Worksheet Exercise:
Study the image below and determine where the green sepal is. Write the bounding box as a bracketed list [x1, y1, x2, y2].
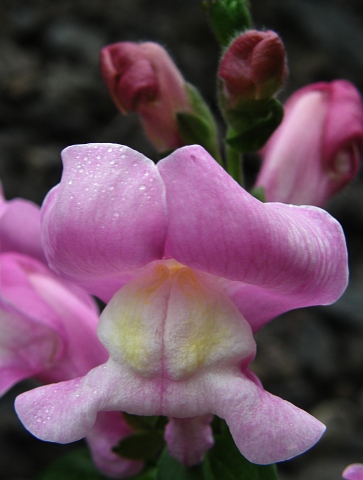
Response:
[36, 447, 109, 480]
[250, 186, 266, 202]
[177, 83, 222, 164]
[133, 467, 158, 480]
[202, 0, 253, 47]
[225, 98, 284, 152]
[157, 450, 206, 480]
[123, 413, 168, 432]
[113, 431, 165, 460]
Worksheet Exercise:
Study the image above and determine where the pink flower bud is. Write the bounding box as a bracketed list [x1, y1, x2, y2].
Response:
[255, 80, 363, 206]
[219, 30, 288, 106]
[100, 41, 192, 152]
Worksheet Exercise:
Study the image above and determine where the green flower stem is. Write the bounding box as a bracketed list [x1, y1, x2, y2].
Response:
[225, 140, 244, 187]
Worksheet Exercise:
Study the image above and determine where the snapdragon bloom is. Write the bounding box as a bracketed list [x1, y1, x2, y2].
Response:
[0, 190, 142, 478]
[255, 80, 363, 206]
[343, 464, 363, 480]
[15, 143, 348, 466]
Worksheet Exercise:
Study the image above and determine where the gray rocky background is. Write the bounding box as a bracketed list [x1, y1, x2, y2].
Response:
[1, 1, 363, 479]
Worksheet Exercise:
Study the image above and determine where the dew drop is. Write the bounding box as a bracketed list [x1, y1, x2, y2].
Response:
[139, 184, 146, 191]
[113, 211, 120, 218]
[68, 179, 73, 185]
[107, 148, 113, 153]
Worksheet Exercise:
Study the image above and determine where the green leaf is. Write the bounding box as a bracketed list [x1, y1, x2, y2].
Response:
[157, 450, 206, 480]
[177, 113, 211, 145]
[250, 186, 266, 202]
[132, 467, 158, 480]
[202, 0, 253, 47]
[205, 421, 279, 480]
[113, 431, 165, 460]
[123, 413, 167, 431]
[177, 83, 222, 164]
[225, 99, 284, 152]
[36, 447, 109, 480]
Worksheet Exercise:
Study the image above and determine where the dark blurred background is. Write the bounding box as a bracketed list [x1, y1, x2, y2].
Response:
[1, 1, 363, 479]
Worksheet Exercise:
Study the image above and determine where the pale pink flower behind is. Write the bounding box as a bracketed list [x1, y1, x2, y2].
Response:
[0, 189, 142, 478]
[255, 80, 363, 206]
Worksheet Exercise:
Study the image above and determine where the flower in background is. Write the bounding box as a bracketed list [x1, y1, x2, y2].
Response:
[255, 80, 363, 206]
[343, 464, 363, 480]
[0, 184, 45, 262]
[15, 143, 348, 466]
[100, 42, 192, 152]
[0, 189, 142, 478]
[219, 29, 288, 106]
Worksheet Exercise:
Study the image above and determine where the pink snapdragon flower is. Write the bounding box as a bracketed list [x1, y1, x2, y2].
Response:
[0, 190, 142, 478]
[343, 464, 363, 480]
[255, 80, 363, 206]
[15, 143, 348, 466]
[100, 41, 192, 152]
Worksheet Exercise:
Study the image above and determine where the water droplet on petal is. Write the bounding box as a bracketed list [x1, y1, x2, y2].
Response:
[139, 184, 146, 191]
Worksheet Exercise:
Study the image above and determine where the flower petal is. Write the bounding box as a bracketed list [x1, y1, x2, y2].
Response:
[0, 252, 106, 386]
[213, 374, 325, 464]
[86, 411, 144, 478]
[323, 80, 363, 172]
[158, 145, 348, 330]
[0, 306, 59, 395]
[164, 415, 214, 466]
[41, 143, 167, 299]
[0, 195, 45, 262]
[343, 464, 363, 480]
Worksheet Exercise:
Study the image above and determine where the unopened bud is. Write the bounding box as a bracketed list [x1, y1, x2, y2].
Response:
[219, 30, 288, 107]
[100, 42, 191, 152]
